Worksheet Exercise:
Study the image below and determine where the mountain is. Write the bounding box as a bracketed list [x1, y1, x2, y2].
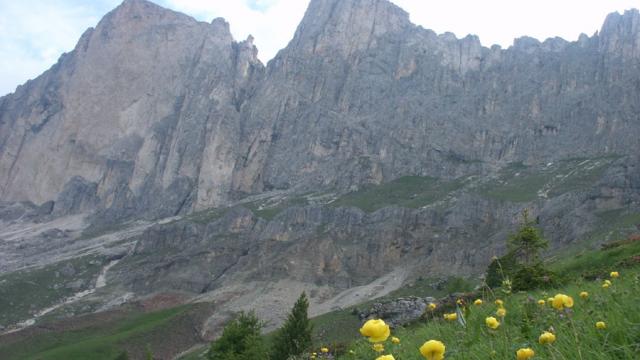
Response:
[1, 0, 640, 354]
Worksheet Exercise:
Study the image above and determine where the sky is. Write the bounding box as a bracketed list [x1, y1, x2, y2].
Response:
[1, 0, 639, 96]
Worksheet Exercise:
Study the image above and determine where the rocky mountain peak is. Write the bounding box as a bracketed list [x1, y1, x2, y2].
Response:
[598, 8, 640, 58]
[287, 0, 411, 56]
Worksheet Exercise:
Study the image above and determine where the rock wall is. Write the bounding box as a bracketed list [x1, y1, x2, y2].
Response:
[1, 0, 639, 222]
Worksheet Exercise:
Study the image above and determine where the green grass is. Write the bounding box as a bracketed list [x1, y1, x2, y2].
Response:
[244, 196, 309, 220]
[322, 239, 640, 359]
[307, 277, 475, 348]
[549, 237, 640, 281]
[330, 176, 464, 212]
[337, 272, 640, 359]
[0, 256, 105, 325]
[0, 305, 192, 360]
[332, 239, 640, 359]
[185, 207, 228, 224]
[478, 157, 618, 203]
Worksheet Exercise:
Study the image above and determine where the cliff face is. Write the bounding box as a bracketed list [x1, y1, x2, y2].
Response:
[1, 0, 640, 339]
[0, 0, 263, 220]
[1, 0, 639, 220]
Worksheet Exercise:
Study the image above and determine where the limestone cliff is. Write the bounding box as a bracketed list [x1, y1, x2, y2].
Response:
[2, 1, 639, 221]
[1, 0, 640, 341]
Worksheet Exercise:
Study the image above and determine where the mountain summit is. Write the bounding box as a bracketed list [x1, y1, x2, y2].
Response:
[1, 0, 640, 354]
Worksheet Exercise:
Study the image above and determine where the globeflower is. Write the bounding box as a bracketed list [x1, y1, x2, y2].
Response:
[596, 321, 606, 329]
[391, 336, 400, 344]
[372, 343, 384, 352]
[360, 319, 391, 342]
[428, 303, 437, 311]
[551, 294, 574, 310]
[516, 347, 535, 360]
[443, 313, 457, 321]
[547, 297, 554, 305]
[539, 331, 556, 345]
[485, 316, 500, 329]
[474, 299, 483, 305]
[610, 271, 619, 278]
[537, 299, 546, 306]
[496, 308, 507, 317]
[420, 340, 445, 360]
[495, 299, 504, 306]
[376, 355, 395, 360]
[579, 291, 589, 299]
[321, 347, 329, 353]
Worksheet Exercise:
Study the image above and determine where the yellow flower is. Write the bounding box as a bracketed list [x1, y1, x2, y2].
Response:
[516, 347, 535, 360]
[596, 321, 606, 329]
[376, 355, 395, 360]
[321, 347, 329, 353]
[391, 336, 400, 344]
[547, 297, 554, 305]
[474, 299, 483, 305]
[552, 294, 574, 310]
[610, 271, 619, 278]
[495, 299, 504, 306]
[539, 331, 556, 344]
[537, 299, 546, 306]
[443, 313, 457, 321]
[602, 282, 610, 289]
[428, 303, 437, 311]
[372, 343, 384, 352]
[579, 291, 588, 299]
[485, 316, 500, 329]
[496, 308, 507, 317]
[360, 319, 391, 342]
[420, 340, 446, 360]
[312, 353, 317, 356]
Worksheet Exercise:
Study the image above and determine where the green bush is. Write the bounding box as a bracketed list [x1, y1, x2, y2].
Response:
[208, 311, 267, 360]
[486, 210, 557, 291]
[270, 292, 313, 360]
[511, 263, 559, 291]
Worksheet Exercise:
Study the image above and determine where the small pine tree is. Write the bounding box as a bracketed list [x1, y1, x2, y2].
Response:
[486, 209, 556, 291]
[208, 311, 266, 360]
[270, 292, 313, 360]
[507, 209, 548, 266]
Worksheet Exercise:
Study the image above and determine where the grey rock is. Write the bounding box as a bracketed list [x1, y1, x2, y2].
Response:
[1, 0, 640, 342]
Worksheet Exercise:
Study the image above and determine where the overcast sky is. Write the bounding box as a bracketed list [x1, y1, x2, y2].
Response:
[1, 0, 639, 96]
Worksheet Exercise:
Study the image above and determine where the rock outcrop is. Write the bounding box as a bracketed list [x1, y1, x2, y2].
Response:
[1, 1, 639, 222]
[1, 0, 640, 341]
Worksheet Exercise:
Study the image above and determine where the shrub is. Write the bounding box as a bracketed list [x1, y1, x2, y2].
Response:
[208, 311, 267, 360]
[270, 292, 313, 360]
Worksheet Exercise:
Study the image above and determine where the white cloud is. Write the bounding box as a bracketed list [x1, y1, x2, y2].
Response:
[160, 0, 309, 62]
[393, 0, 640, 47]
[1, 0, 639, 96]
[0, 0, 120, 96]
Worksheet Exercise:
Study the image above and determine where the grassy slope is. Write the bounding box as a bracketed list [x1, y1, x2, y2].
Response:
[330, 176, 464, 212]
[334, 239, 640, 359]
[478, 157, 616, 202]
[0, 304, 209, 360]
[0, 255, 105, 326]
